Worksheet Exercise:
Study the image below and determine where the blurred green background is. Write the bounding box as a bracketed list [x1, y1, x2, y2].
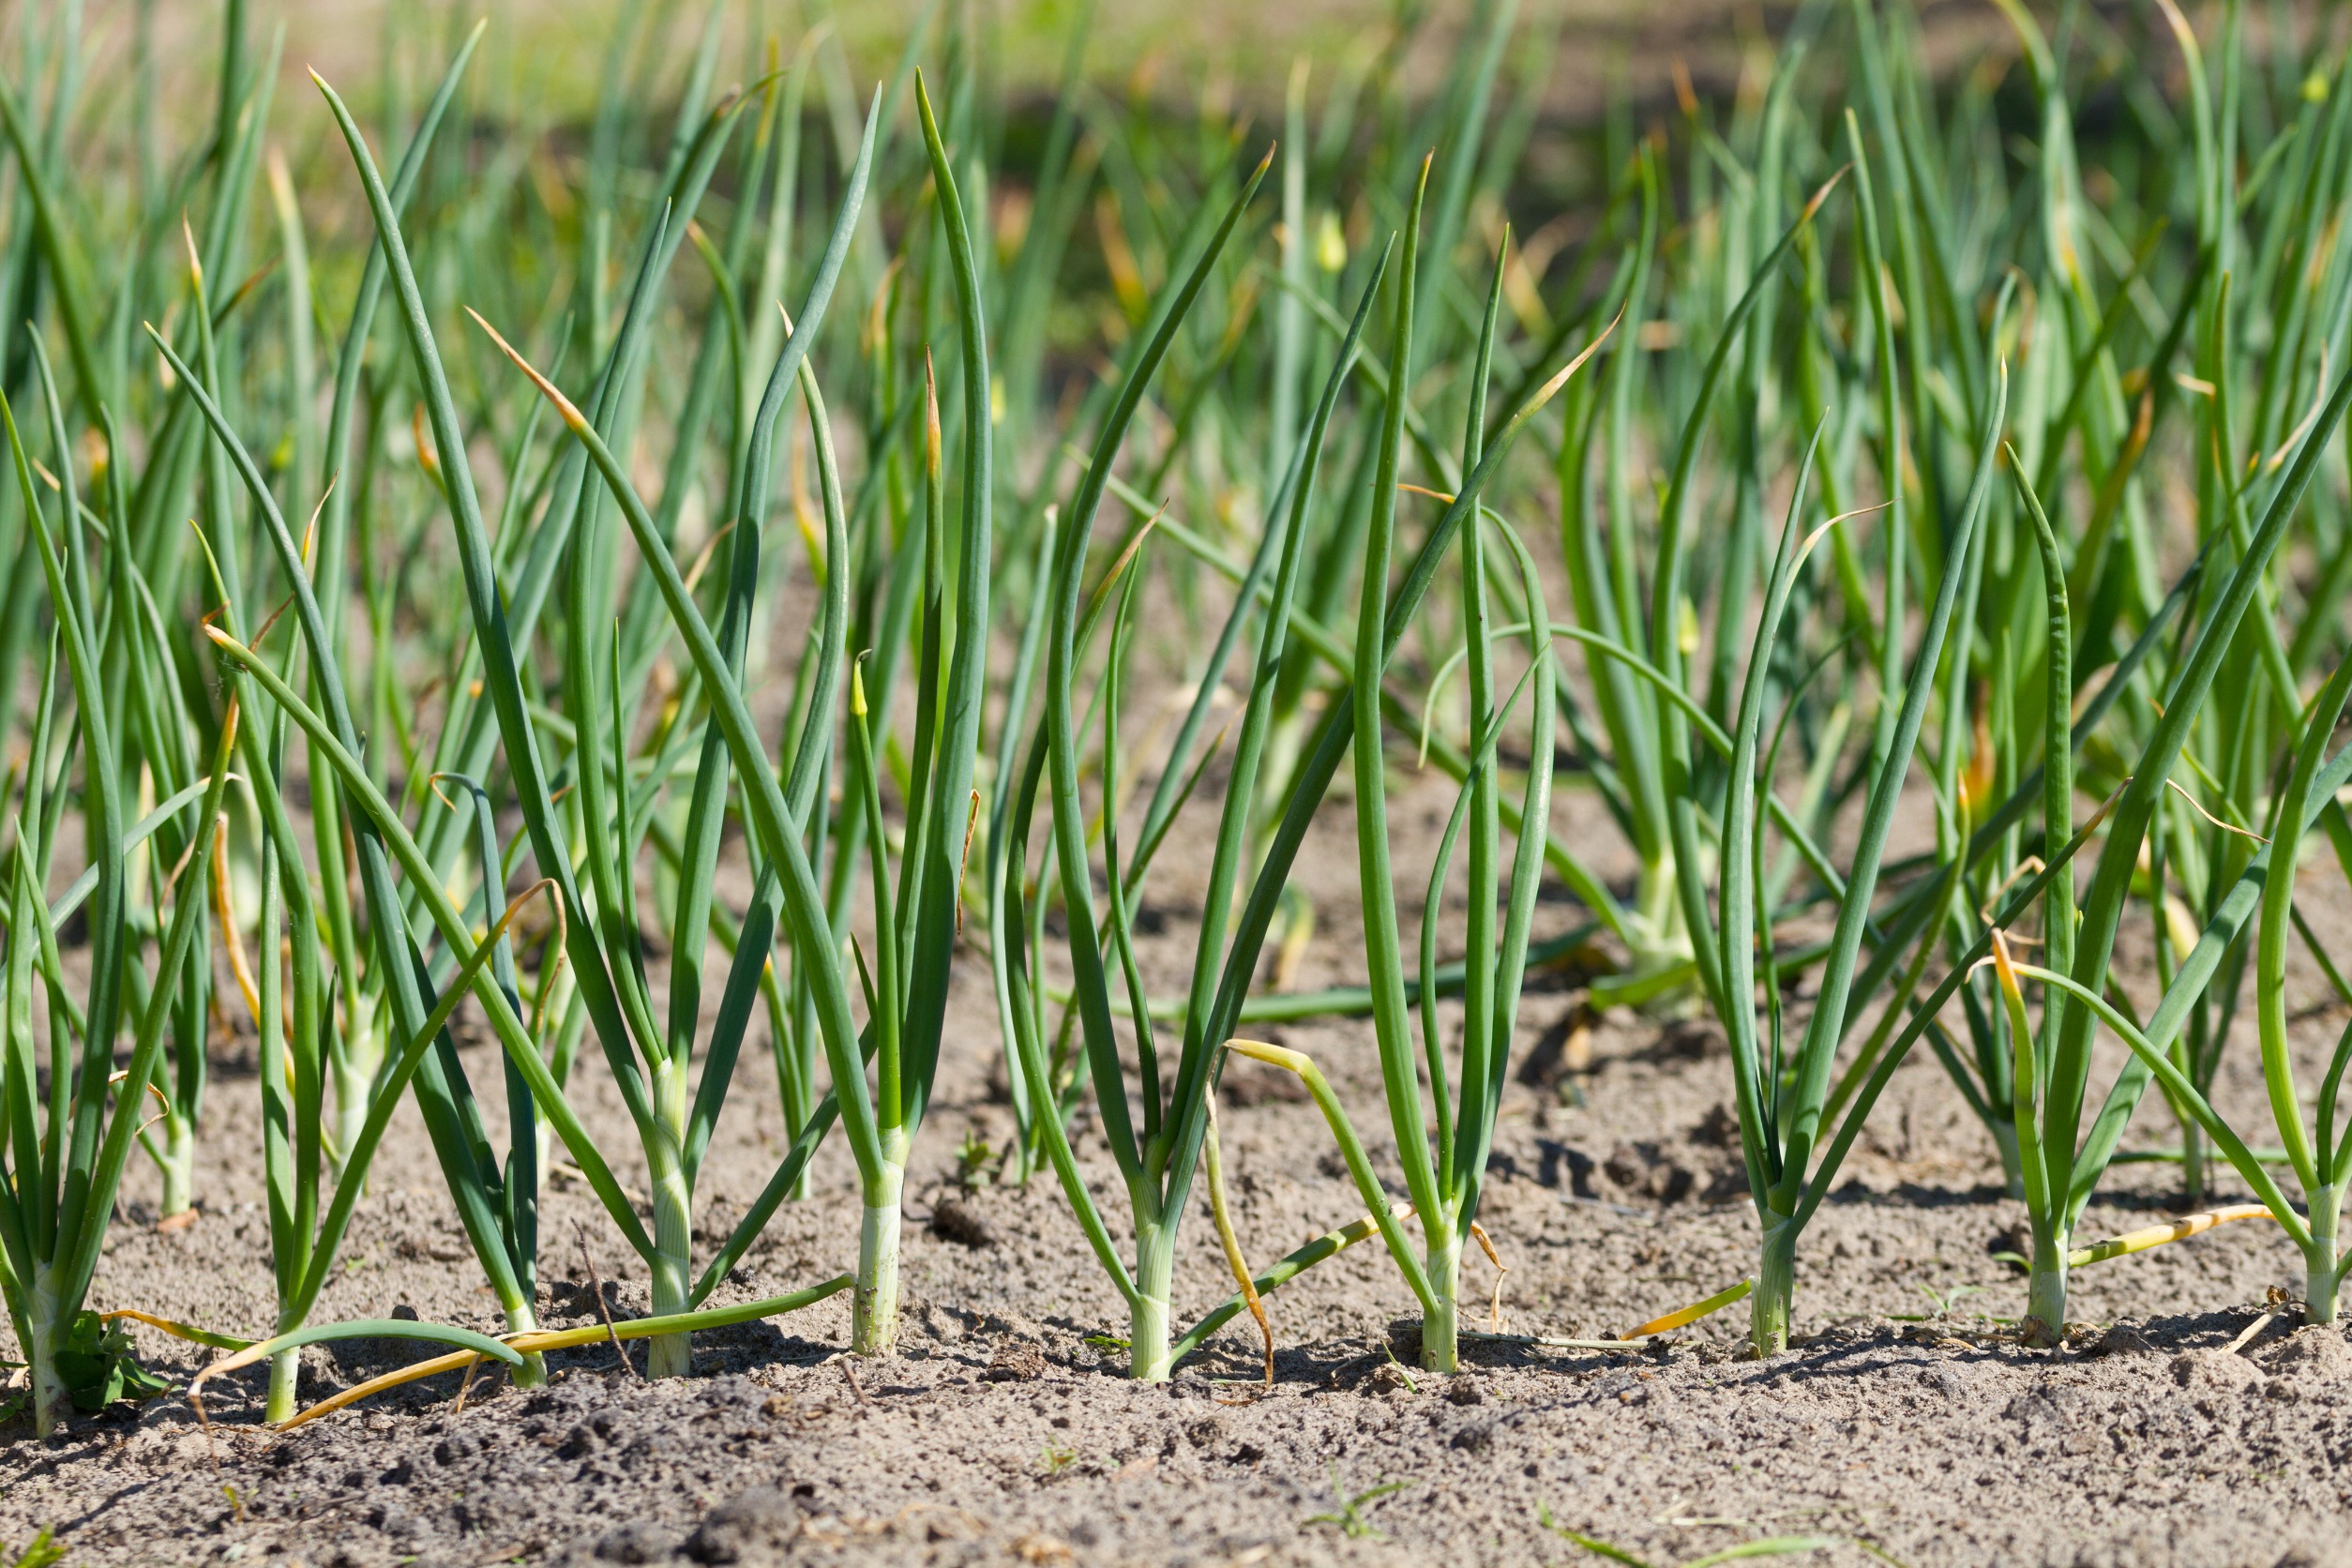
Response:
[114, 1, 1999, 141]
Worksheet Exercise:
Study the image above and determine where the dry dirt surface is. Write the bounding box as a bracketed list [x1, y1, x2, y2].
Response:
[8, 765, 2352, 1568]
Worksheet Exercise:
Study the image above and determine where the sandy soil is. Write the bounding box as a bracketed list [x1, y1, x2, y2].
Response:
[6, 740, 2352, 1568]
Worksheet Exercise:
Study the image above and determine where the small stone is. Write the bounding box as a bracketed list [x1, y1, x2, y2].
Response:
[1692, 1103, 1739, 1149]
[683, 1486, 798, 1564]
[928, 1197, 996, 1249]
[984, 1343, 1048, 1381]
[592, 1523, 673, 1564]
[1603, 1141, 1693, 1204]
[1652, 1018, 1724, 1061]
[2094, 1322, 2159, 1357]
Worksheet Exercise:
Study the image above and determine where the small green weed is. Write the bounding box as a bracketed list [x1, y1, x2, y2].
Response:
[6, 1531, 65, 1568]
[1305, 1464, 1413, 1539]
[1537, 1504, 1837, 1568]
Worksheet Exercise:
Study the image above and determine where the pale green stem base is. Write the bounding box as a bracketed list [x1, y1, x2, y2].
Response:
[264, 1348, 301, 1425]
[646, 1165, 694, 1379]
[647, 1063, 695, 1380]
[329, 1013, 386, 1187]
[1751, 1215, 1795, 1357]
[999, 1100, 1038, 1189]
[2024, 1229, 2070, 1347]
[1128, 1234, 1175, 1381]
[1129, 1297, 1171, 1383]
[1627, 855, 1697, 1016]
[852, 1157, 905, 1357]
[2308, 1259, 2341, 1326]
[1422, 1231, 1461, 1375]
[25, 1270, 67, 1438]
[158, 1116, 195, 1216]
[506, 1301, 548, 1388]
[2307, 1184, 2342, 1327]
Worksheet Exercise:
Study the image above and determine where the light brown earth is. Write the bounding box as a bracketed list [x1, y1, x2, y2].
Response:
[7, 746, 2352, 1568]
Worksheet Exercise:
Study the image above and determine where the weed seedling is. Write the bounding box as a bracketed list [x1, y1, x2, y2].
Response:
[1305, 1465, 1413, 1540]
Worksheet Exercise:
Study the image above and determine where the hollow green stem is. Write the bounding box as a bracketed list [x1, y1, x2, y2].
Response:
[1131, 1235, 1174, 1382]
[2025, 1226, 2071, 1347]
[328, 1009, 386, 1187]
[646, 1058, 694, 1379]
[25, 1268, 67, 1437]
[264, 1348, 301, 1425]
[1752, 1214, 1795, 1357]
[505, 1299, 549, 1389]
[158, 1115, 195, 1217]
[2308, 1183, 2342, 1326]
[2181, 1123, 2209, 1210]
[1422, 1225, 1461, 1375]
[853, 1133, 908, 1357]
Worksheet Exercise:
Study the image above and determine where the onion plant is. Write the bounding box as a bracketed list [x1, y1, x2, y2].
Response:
[0, 380, 238, 1436]
[1553, 144, 1686, 1006]
[1990, 358, 2352, 1333]
[1552, 25, 1819, 1014]
[176, 25, 496, 1419]
[1007, 111, 1620, 1373]
[0, 0, 270, 1223]
[1520, 0, 2352, 1357]
[1007, 143, 1292, 1381]
[141, 27, 276, 1220]
[1667, 202, 2013, 1355]
[139, 19, 596, 1396]
[440, 68, 991, 1360]
[1886, 0, 2340, 1216]
[147, 31, 865, 1391]
[1323, 197, 1560, 1374]
[2122, 3, 2352, 1213]
[353, 10, 809, 1231]
[2242, 591, 2352, 1326]
[1960, 0, 2352, 1339]
[0, 8, 538, 1425]
[325, 63, 883, 1372]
